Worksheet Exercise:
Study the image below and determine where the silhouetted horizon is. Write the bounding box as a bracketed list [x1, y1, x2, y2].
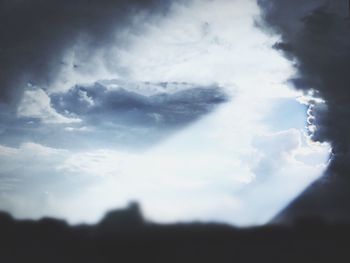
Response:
[1, 201, 349, 263]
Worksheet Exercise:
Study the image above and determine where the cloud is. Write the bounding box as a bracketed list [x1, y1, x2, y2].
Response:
[252, 129, 330, 181]
[0, 0, 175, 105]
[117, 0, 297, 98]
[50, 81, 228, 129]
[252, 129, 302, 181]
[258, 0, 350, 222]
[258, 0, 349, 158]
[17, 88, 81, 124]
[0, 81, 227, 150]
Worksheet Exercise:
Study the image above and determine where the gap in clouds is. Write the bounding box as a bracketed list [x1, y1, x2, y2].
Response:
[0, 0, 331, 226]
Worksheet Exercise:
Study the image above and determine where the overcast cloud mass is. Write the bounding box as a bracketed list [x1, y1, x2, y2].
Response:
[258, 0, 350, 223]
[0, 0, 334, 226]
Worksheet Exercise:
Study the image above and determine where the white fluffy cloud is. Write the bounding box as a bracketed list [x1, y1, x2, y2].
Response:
[17, 88, 81, 124]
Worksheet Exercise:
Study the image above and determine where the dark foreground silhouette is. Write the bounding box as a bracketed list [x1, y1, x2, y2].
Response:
[1, 203, 349, 263]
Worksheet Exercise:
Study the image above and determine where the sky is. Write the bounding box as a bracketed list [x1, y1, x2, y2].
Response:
[0, 0, 336, 226]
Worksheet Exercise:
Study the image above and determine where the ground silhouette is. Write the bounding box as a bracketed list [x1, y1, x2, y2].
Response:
[0, 203, 349, 263]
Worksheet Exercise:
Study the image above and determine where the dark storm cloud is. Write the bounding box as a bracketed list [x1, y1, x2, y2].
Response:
[0, 0, 173, 105]
[258, 0, 350, 222]
[258, 0, 350, 154]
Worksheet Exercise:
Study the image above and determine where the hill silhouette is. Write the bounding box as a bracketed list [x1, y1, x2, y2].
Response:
[0, 203, 349, 263]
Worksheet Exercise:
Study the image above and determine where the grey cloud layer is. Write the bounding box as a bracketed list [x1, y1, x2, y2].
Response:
[1, 82, 227, 150]
[0, 0, 172, 105]
[51, 83, 227, 128]
[258, 0, 350, 222]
